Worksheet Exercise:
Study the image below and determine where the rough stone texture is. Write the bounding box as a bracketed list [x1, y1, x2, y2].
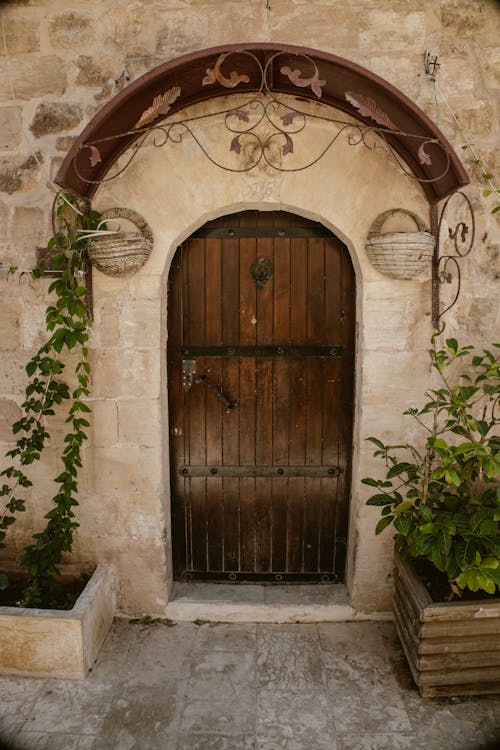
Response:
[48, 11, 95, 49]
[0, 153, 43, 194]
[1, 15, 40, 53]
[0, 107, 21, 151]
[0, 398, 21, 442]
[9, 206, 46, 268]
[55, 135, 76, 152]
[0, 56, 66, 102]
[30, 103, 84, 138]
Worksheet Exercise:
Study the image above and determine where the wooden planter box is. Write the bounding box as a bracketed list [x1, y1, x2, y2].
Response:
[0, 563, 116, 680]
[393, 555, 500, 698]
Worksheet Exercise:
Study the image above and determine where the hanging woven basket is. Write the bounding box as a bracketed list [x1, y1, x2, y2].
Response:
[365, 209, 435, 280]
[87, 207, 153, 277]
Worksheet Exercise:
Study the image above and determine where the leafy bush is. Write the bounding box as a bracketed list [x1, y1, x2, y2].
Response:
[363, 336, 499, 597]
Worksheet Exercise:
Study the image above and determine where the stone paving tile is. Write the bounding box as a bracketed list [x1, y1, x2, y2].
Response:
[88, 682, 185, 750]
[256, 688, 336, 750]
[176, 734, 255, 749]
[400, 694, 500, 750]
[19, 681, 115, 736]
[180, 651, 257, 735]
[3, 731, 95, 750]
[0, 677, 49, 750]
[336, 733, 417, 750]
[194, 622, 257, 652]
[257, 624, 325, 690]
[121, 621, 198, 684]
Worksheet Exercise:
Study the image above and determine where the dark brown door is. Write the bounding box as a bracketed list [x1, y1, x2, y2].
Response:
[168, 211, 355, 582]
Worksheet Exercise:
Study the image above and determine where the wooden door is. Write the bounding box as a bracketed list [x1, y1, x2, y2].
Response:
[168, 211, 355, 582]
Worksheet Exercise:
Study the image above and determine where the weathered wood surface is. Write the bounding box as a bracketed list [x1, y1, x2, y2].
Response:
[168, 211, 355, 581]
[394, 554, 500, 697]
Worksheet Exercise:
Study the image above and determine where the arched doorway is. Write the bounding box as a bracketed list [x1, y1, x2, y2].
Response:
[167, 210, 355, 583]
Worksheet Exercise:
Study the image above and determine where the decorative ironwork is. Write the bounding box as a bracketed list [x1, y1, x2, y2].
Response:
[432, 191, 475, 331]
[250, 256, 273, 289]
[71, 49, 453, 188]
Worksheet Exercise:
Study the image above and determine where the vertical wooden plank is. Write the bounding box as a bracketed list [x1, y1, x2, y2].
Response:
[290, 237, 307, 345]
[325, 237, 342, 343]
[303, 357, 324, 571]
[239, 360, 256, 572]
[222, 355, 241, 571]
[186, 238, 206, 345]
[222, 237, 239, 343]
[306, 237, 325, 343]
[205, 357, 224, 571]
[255, 357, 273, 572]
[319, 356, 341, 572]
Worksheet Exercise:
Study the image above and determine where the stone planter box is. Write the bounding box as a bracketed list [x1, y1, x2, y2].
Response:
[393, 555, 500, 698]
[0, 563, 116, 680]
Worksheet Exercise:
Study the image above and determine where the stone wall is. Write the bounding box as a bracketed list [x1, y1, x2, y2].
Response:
[0, 0, 498, 614]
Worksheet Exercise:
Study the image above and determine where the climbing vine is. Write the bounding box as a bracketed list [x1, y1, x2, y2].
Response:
[0, 193, 101, 606]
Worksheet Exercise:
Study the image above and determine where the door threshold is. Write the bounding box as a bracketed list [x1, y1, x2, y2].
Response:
[165, 582, 390, 623]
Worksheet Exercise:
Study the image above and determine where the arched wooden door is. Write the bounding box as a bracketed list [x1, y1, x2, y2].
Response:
[168, 211, 355, 582]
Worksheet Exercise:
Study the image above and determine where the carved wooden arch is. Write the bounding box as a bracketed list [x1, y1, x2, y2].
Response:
[56, 43, 468, 203]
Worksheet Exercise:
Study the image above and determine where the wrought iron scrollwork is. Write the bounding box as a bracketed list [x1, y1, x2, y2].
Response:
[432, 191, 475, 331]
[73, 49, 452, 187]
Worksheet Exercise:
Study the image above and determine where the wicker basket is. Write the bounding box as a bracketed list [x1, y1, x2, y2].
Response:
[365, 209, 435, 279]
[87, 207, 153, 277]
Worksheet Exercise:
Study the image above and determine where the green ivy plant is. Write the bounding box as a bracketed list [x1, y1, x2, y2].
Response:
[0, 192, 101, 606]
[363, 335, 500, 598]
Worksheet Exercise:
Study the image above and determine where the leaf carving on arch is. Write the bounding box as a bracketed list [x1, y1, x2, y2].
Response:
[133, 86, 182, 129]
[202, 53, 250, 88]
[345, 91, 397, 130]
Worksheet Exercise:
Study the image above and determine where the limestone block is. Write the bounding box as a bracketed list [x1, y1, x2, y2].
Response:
[441, 1, 489, 36]
[98, 3, 156, 56]
[359, 11, 427, 49]
[0, 350, 28, 396]
[75, 55, 114, 87]
[30, 102, 83, 138]
[127, 274, 162, 301]
[117, 398, 161, 447]
[0, 153, 43, 195]
[120, 300, 162, 349]
[48, 11, 94, 49]
[0, 307, 20, 350]
[0, 56, 66, 101]
[91, 349, 161, 398]
[2, 15, 40, 53]
[89, 399, 119, 448]
[55, 136, 76, 153]
[268, 2, 360, 48]
[0, 398, 21, 442]
[92, 300, 121, 348]
[155, 5, 268, 59]
[10, 206, 46, 267]
[0, 108, 21, 151]
[84, 445, 161, 495]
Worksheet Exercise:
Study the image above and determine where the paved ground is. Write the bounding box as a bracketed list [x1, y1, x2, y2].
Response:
[0, 619, 499, 750]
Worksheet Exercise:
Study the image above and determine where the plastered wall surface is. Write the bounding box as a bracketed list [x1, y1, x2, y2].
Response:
[0, 0, 498, 614]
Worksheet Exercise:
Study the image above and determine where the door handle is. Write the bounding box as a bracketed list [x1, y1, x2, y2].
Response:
[194, 368, 239, 414]
[182, 359, 238, 414]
